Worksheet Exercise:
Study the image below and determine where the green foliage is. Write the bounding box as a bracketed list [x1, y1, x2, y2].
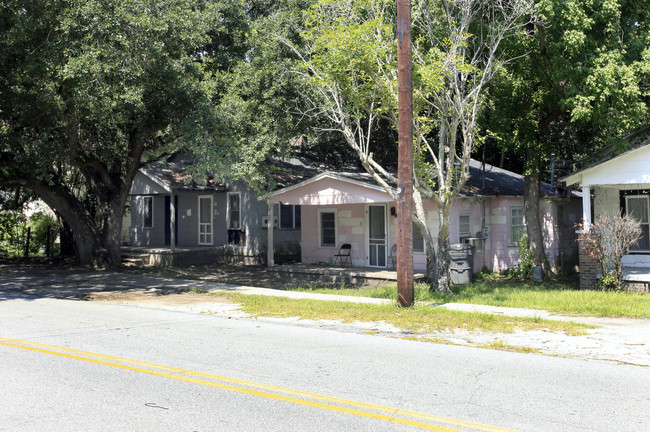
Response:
[0, 210, 27, 258]
[27, 212, 58, 256]
[516, 230, 534, 279]
[0, 0, 243, 264]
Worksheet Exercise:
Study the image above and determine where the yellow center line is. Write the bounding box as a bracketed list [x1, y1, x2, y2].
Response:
[0, 337, 521, 432]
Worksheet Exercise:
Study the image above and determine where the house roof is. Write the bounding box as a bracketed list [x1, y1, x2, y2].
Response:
[270, 158, 562, 205]
[138, 161, 228, 193]
[562, 126, 650, 187]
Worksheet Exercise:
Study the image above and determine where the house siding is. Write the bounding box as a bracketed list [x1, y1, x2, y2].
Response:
[299, 195, 572, 273]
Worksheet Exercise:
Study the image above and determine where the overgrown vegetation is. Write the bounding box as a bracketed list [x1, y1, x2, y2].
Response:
[0, 210, 58, 259]
[578, 213, 642, 291]
[288, 273, 650, 318]
[220, 292, 590, 336]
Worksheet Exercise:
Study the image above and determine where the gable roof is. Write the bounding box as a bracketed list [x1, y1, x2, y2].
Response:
[270, 158, 560, 205]
[562, 126, 650, 187]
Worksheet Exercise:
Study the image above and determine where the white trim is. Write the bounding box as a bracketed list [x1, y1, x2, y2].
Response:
[318, 208, 337, 248]
[270, 172, 391, 202]
[366, 204, 388, 268]
[142, 196, 154, 229]
[458, 212, 472, 241]
[279, 203, 300, 229]
[508, 206, 525, 247]
[562, 144, 650, 186]
[198, 195, 213, 245]
[626, 194, 650, 251]
[139, 167, 174, 193]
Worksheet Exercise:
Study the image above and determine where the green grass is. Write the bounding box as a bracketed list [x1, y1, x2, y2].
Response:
[220, 292, 591, 336]
[286, 274, 650, 318]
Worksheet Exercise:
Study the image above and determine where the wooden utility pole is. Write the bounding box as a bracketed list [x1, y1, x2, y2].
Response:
[396, 0, 414, 307]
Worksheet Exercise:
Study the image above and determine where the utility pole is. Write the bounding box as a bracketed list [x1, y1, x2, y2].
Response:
[396, 0, 414, 307]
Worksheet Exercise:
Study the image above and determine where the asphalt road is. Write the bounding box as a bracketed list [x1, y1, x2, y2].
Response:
[1, 283, 649, 432]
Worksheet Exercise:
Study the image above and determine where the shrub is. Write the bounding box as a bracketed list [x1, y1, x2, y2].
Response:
[578, 213, 642, 291]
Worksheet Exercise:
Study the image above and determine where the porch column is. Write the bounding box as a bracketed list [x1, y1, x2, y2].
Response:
[170, 194, 176, 251]
[581, 186, 591, 231]
[267, 203, 274, 267]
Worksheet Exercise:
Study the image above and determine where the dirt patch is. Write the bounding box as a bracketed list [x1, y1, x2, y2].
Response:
[121, 263, 331, 289]
[83, 289, 234, 306]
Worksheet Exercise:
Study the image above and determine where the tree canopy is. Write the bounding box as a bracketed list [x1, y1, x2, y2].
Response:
[0, 0, 231, 265]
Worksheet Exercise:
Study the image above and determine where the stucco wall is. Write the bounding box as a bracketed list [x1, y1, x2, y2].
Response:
[299, 196, 572, 273]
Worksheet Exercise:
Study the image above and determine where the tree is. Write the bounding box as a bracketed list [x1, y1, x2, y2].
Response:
[488, 0, 650, 274]
[283, 0, 534, 292]
[0, 0, 228, 266]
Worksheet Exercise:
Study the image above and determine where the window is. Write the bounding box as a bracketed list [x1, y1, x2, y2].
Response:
[280, 204, 301, 229]
[556, 204, 568, 226]
[318, 209, 337, 247]
[198, 195, 213, 245]
[626, 195, 649, 250]
[143, 196, 153, 229]
[510, 207, 525, 246]
[227, 192, 245, 245]
[413, 222, 424, 253]
[459, 214, 471, 241]
[228, 193, 241, 229]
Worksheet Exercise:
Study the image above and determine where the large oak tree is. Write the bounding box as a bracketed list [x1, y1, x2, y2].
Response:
[0, 0, 231, 266]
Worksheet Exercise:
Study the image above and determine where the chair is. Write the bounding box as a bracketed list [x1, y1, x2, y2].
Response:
[333, 243, 352, 267]
[387, 244, 397, 269]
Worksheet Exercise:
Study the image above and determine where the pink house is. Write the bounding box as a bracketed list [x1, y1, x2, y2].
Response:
[267, 160, 581, 274]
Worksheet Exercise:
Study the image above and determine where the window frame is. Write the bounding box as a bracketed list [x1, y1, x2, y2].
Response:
[279, 204, 301, 229]
[142, 196, 153, 229]
[318, 208, 337, 248]
[458, 212, 472, 242]
[509, 206, 526, 247]
[412, 221, 425, 253]
[625, 194, 650, 251]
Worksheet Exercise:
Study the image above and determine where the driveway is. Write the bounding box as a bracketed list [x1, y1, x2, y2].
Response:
[1, 263, 649, 367]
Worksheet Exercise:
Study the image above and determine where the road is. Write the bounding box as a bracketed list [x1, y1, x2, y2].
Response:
[1, 286, 649, 431]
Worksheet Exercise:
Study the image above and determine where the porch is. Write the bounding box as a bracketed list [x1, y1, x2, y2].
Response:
[121, 245, 264, 267]
[267, 264, 427, 287]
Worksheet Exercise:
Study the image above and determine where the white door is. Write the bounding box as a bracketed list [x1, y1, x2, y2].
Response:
[198, 195, 213, 245]
[368, 204, 387, 267]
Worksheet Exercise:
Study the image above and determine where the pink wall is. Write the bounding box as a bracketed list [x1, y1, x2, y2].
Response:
[301, 204, 368, 266]
[300, 196, 566, 274]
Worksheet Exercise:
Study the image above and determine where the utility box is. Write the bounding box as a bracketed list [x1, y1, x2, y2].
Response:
[449, 243, 474, 285]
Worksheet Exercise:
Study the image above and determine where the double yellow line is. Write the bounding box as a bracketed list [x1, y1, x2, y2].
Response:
[0, 337, 520, 432]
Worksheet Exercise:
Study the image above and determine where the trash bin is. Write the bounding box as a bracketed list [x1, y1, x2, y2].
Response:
[449, 243, 474, 285]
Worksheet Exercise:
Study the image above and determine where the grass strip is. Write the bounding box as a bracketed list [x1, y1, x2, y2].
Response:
[288, 276, 650, 318]
[220, 293, 591, 336]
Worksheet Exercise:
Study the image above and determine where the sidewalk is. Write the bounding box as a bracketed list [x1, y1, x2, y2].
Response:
[2, 265, 649, 366]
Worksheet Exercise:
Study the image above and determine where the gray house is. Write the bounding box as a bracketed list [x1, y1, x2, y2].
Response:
[125, 156, 313, 266]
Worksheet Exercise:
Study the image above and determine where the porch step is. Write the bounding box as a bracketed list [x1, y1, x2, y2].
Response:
[121, 253, 150, 267]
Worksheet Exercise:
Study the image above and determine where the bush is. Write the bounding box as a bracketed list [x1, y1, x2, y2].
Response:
[578, 213, 642, 291]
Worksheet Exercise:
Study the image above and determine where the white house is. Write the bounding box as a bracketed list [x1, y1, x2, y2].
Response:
[562, 126, 650, 290]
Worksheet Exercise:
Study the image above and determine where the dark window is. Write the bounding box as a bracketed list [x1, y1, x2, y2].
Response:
[320, 211, 336, 247]
[280, 204, 301, 229]
[413, 222, 424, 252]
[228, 193, 240, 229]
[143, 196, 153, 229]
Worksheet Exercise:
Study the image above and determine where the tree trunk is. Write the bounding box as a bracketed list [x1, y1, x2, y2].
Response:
[524, 148, 551, 274]
[431, 204, 453, 294]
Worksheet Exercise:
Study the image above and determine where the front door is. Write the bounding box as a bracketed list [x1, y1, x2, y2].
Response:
[368, 204, 387, 267]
